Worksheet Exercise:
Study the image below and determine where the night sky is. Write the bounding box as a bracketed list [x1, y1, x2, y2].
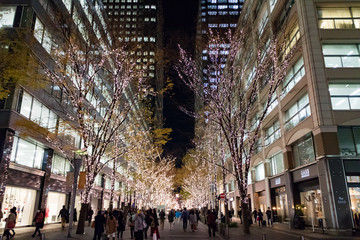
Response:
[162, 0, 199, 165]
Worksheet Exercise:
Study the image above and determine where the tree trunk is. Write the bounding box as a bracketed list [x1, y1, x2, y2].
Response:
[76, 203, 89, 234]
[241, 201, 250, 234]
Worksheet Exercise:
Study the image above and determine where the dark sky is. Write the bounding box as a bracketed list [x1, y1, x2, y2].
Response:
[162, 0, 198, 165]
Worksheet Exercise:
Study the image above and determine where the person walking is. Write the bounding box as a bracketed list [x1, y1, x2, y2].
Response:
[258, 209, 264, 226]
[252, 209, 258, 224]
[144, 210, 151, 239]
[117, 210, 126, 239]
[228, 209, 233, 222]
[134, 210, 145, 240]
[73, 208, 78, 225]
[3, 208, 16, 240]
[159, 209, 165, 230]
[195, 210, 200, 224]
[106, 212, 117, 240]
[168, 209, 175, 230]
[181, 208, 189, 232]
[88, 207, 94, 226]
[58, 205, 68, 230]
[32, 209, 44, 238]
[238, 208, 242, 224]
[189, 210, 197, 232]
[128, 210, 136, 239]
[150, 209, 160, 239]
[207, 210, 216, 237]
[93, 211, 106, 240]
[175, 209, 181, 223]
[266, 207, 272, 226]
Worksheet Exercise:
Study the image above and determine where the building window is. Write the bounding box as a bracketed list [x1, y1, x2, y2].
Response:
[255, 162, 265, 182]
[0, 6, 16, 28]
[322, 44, 360, 68]
[285, 94, 311, 130]
[18, 90, 58, 132]
[329, 83, 360, 110]
[282, 57, 305, 97]
[258, 9, 268, 37]
[264, 93, 278, 116]
[338, 126, 360, 156]
[10, 136, 45, 169]
[52, 154, 71, 176]
[265, 120, 281, 146]
[270, 151, 284, 175]
[318, 8, 360, 29]
[293, 134, 315, 167]
[283, 24, 300, 57]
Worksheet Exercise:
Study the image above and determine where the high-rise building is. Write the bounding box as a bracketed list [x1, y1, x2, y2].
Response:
[220, 0, 360, 232]
[102, 0, 164, 128]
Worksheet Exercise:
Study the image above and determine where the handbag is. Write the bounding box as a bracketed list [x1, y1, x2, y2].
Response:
[7, 221, 15, 229]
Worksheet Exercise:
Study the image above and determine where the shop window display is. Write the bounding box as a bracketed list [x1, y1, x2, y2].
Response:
[299, 189, 323, 227]
[0, 186, 36, 228]
[274, 187, 288, 222]
[46, 192, 66, 223]
[0, 6, 16, 28]
[347, 176, 360, 228]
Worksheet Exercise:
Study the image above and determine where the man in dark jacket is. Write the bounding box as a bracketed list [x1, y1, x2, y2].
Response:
[87, 207, 94, 226]
[266, 207, 272, 226]
[159, 210, 165, 230]
[252, 209, 258, 224]
[181, 208, 189, 232]
[58, 205, 68, 230]
[93, 211, 106, 240]
[207, 210, 217, 237]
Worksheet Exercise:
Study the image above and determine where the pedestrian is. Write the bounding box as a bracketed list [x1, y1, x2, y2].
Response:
[32, 209, 44, 238]
[128, 210, 136, 239]
[3, 207, 16, 240]
[175, 209, 181, 223]
[189, 210, 197, 232]
[238, 208, 242, 224]
[228, 209, 233, 222]
[150, 209, 160, 239]
[73, 208, 78, 225]
[181, 208, 189, 232]
[134, 210, 145, 240]
[168, 209, 175, 229]
[159, 209, 165, 230]
[10, 207, 17, 237]
[58, 205, 68, 230]
[258, 209, 264, 226]
[195, 209, 200, 224]
[117, 210, 126, 239]
[207, 210, 216, 237]
[252, 209, 258, 224]
[266, 207, 272, 226]
[144, 209, 151, 239]
[88, 207, 94, 226]
[106, 212, 117, 240]
[93, 211, 106, 240]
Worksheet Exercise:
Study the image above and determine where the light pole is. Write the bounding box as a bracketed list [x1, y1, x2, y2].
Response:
[68, 150, 85, 238]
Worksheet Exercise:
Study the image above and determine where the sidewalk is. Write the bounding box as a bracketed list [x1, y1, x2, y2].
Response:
[219, 217, 360, 240]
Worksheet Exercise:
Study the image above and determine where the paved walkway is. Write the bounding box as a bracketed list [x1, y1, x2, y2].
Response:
[1, 218, 360, 240]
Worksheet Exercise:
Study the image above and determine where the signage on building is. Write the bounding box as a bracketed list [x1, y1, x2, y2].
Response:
[301, 168, 310, 178]
[275, 178, 281, 185]
[220, 193, 225, 199]
[78, 171, 86, 189]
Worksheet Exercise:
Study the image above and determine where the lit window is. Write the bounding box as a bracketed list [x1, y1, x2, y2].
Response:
[282, 57, 305, 96]
[258, 9, 269, 36]
[265, 121, 281, 146]
[255, 163, 265, 182]
[318, 8, 360, 29]
[285, 94, 311, 130]
[322, 44, 360, 68]
[293, 134, 315, 167]
[282, 24, 300, 57]
[269, 151, 283, 175]
[329, 83, 360, 110]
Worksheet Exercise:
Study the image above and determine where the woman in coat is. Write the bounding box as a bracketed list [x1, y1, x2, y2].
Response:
[189, 210, 197, 232]
[149, 209, 160, 239]
[106, 212, 117, 240]
[117, 210, 126, 239]
[93, 211, 106, 240]
[3, 208, 16, 240]
[32, 209, 44, 238]
[168, 209, 175, 230]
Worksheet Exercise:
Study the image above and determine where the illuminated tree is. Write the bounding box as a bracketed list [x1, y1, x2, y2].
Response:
[176, 28, 294, 233]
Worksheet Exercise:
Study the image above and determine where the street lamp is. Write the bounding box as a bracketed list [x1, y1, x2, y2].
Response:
[68, 149, 86, 238]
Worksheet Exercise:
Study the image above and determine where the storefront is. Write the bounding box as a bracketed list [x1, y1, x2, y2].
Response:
[270, 175, 288, 223]
[344, 159, 360, 229]
[1, 186, 37, 227]
[46, 192, 66, 223]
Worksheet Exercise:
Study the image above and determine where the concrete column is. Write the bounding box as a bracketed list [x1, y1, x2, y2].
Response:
[39, 149, 54, 210]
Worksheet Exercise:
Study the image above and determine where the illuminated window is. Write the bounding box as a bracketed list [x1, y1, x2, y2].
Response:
[282, 24, 300, 57]
[318, 8, 360, 29]
[329, 83, 360, 110]
[282, 57, 305, 96]
[285, 94, 311, 130]
[265, 121, 281, 146]
[322, 44, 360, 68]
[269, 151, 284, 175]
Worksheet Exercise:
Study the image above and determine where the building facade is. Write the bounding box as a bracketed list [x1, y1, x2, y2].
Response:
[102, 0, 164, 128]
[223, 0, 360, 232]
[0, 0, 135, 228]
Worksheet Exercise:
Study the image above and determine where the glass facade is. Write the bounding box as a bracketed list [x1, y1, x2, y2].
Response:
[299, 189, 323, 227]
[51, 154, 71, 176]
[293, 134, 315, 167]
[10, 136, 45, 169]
[46, 192, 66, 223]
[338, 126, 360, 156]
[255, 162, 265, 182]
[270, 151, 284, 176]
[282, 57, 305, 97]
[274, 187, 288, 223]
[264, 120, 281, 146]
